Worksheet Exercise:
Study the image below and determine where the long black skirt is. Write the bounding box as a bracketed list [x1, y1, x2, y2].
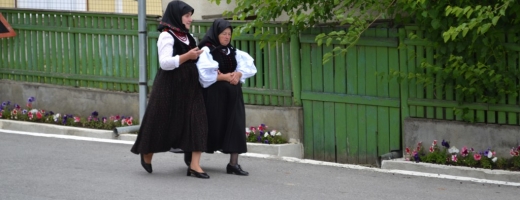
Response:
[203, 81, 247, 154]
[131, 62, 207, 154]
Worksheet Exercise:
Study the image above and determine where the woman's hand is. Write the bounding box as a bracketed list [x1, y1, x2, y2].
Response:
[229, 72, 242, 85]
[187, 47, 203, 60]
[179, 47, 203, 65]
[217, 70, 233, 82]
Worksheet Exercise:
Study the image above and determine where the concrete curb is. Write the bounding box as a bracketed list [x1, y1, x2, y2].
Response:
[382, 159, 520, 184]
[0, 119, 304, 159]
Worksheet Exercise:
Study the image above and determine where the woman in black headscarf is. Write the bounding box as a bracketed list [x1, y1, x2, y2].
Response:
[131, 0, 209, 179]
[194, 18, 257, 176]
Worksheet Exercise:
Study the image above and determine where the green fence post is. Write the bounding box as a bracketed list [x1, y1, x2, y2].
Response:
[398, 28, 409, 149]
[290, 32, 302, 106]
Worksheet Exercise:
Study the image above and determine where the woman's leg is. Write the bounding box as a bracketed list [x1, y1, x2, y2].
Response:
[227, 153, 249, 176]
[229, 153, 238, 166]
[189, 151, 204, 172]
[143, 153, 153, 164]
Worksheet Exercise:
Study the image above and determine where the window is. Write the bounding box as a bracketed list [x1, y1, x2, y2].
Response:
[17, 0, 87, 11]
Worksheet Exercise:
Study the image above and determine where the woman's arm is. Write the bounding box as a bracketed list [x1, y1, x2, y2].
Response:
[235, 49, 257, 83]
[157, 32, 180, 70]
[196, 47, 220, 88]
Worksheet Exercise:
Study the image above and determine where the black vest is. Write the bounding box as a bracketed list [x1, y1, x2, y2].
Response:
[166, 30, 197, 63]
[207, 45, 238, 74]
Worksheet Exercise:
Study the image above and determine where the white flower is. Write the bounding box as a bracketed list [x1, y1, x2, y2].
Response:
[487, 151, 493, 158]
[448, 146, 459, 154]
[30, 109, 39, 114]
[270, 130, 277, 135]
[264, 131, 271, 137]
[53, 113, 60, 122]
[492, 157, 498, 163]
[276, 132, 282, 136]
[245, 127, 251, 133]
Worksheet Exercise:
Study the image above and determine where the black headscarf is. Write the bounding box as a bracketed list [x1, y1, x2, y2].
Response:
[198, 18, 234, 52]
[157, 0, 194, 33]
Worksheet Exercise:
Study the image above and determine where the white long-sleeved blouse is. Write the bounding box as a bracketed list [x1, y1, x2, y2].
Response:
[157, 31, 190, 70]
[196, 46, 257, 88]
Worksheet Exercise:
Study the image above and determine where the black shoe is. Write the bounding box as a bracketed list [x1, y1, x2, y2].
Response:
[184, 152, 192, 167]
[140, 154, 152, 173]
[226, 164, 249, 176]
[187, 168, 210, 179]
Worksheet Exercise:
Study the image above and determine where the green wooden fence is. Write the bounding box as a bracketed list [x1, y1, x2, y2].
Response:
[400, 26, 520, 126]
[2, 10, 520, 164]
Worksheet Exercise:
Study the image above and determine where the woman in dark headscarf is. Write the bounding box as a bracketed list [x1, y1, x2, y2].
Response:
[130, 0, 209, 179]
[194, 18, 257, 176]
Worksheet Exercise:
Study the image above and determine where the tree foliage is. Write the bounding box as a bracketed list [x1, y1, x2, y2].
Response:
[213, 0, 520, 121]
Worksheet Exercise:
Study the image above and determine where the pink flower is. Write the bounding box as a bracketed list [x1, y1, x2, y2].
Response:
[417, 142, 422, 147]
[103, 118, 107, 123]
[461, 146, 469, 157]
[74, 117, 80, 123]
[26, 103, 32, 108]
[88, 116, 92, 122]
[432, 140, 437, 146]
[405, 147, 410, 154]
[258, 126, 264, 131]
[0, 111, 3, 118]
[429, 146, 434, 153]
[36, 112, 42, 119]
[126, 119, 133, 126]
[473, 154, 481, 161]
[451, 154, 458, 162]
[245, 132, 250, 137]
[12, 109, 17, 115]
[492, 151, 496, 156]
[28, 112, 33, 120]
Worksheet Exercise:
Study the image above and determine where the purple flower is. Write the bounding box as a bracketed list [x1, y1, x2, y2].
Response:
[413, 153, 420, 163]
[257, 135, 262, 142]
[441, 140, 450, 148]
[91, 111, 99, 117]
[49, 111, 54, 115]
[6, 101, 10, 105]
[1, 102, 6, 107]
[259, 131, 264, 136]
[22, 109, 28, 114]
[62, 115, 68, 124]
[27, 97, 35, 103]
[14, 104, 20, 109]
[264, 140, 269, 144]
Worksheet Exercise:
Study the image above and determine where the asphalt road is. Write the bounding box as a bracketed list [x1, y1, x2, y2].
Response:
[0, 131, 518, 200]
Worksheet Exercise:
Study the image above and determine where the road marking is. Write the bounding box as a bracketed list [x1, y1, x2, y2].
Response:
[2, 129, 519, 187]
[0, 129, 134, 144]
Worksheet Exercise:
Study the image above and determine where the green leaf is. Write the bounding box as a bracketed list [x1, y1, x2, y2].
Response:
[431, 19, 441, 29]
[480, 23, 491, 34]
[492, 16, 500, 26]
[326, 38, 333, 46]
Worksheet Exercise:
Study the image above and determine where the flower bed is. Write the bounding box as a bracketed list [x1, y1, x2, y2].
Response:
[0, 97, 138, 131]
[246, 124, 287, 144]
[405, 139, 520, 172]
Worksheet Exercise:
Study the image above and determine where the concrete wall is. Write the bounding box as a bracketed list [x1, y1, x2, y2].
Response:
[0, 80, 303, 142]
[161, 0, 291, 21]
[404, 118, 520, 158]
